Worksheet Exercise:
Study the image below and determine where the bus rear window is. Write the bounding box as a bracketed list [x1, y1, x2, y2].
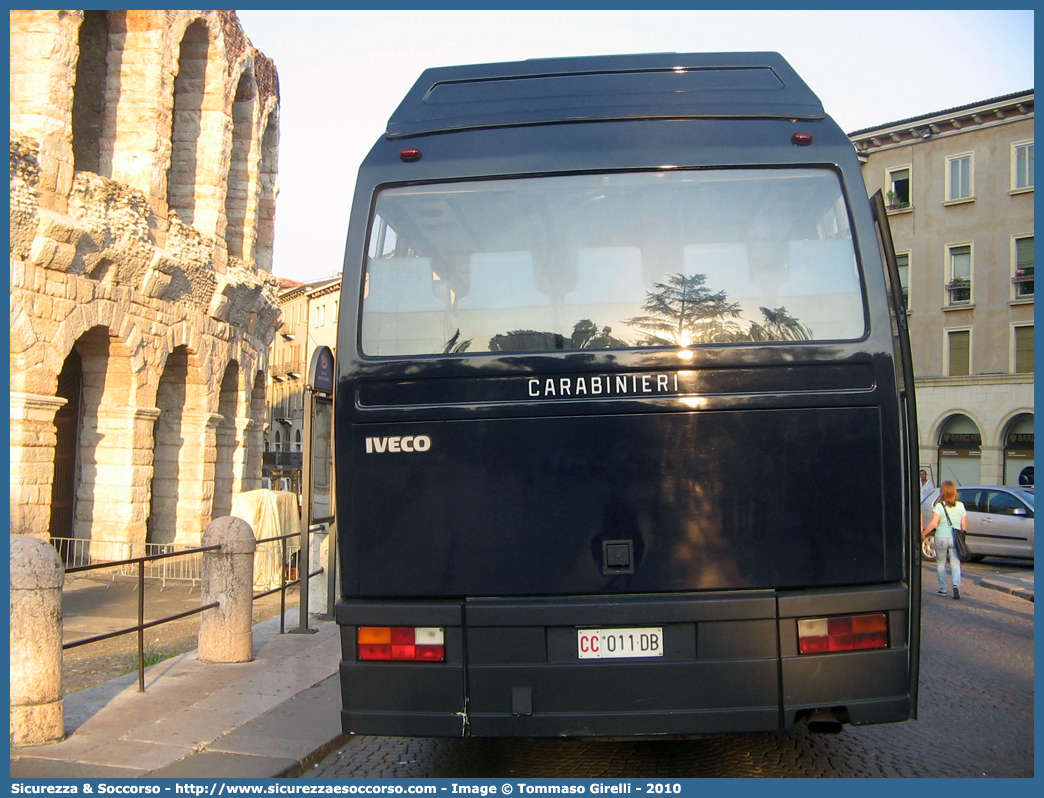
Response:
[361, 169, 865, 357]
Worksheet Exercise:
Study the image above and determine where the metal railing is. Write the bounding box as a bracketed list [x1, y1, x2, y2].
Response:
[57, 535, 309, 692]
[51, 537, 300, 592]
[253, 531, 321, 634]
[63, 545, 221, 693]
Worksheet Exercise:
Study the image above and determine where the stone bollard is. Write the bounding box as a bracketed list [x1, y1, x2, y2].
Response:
[10, 535, 65, 745]
[198, 516, 256, 663]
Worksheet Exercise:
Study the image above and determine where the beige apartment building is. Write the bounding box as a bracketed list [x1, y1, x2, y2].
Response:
[849, 90, 1034, 487]
[265, 276, 340, 491]
[9, 10, 281, 553]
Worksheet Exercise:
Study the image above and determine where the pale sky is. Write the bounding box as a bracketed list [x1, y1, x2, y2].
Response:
[235, 9, 1034, 284]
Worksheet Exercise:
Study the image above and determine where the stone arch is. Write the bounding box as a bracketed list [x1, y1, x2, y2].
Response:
[68, 325, 145, 557]
[241, 369, 268, 493]
[935, 413, 983, 487]
[147, 344, 209, 546]
[71, 10, 111, 176]
[53, 300, 150, 387]
[163, 14, 228, 236]
[49, 347, 83, 547]
[10, 299, 39, 353]
[213, 360, 241, 518]
[166, 18, 211, 227]
[253, 105, 279, 272]
[224, 66, 259, 261]
[1000, 412, 1034, 486]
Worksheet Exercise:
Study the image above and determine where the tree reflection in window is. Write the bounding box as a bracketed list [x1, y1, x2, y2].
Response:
[625, 273, 743, 346]
[449, 273, 812, 354]
[623, 273, 812, 346]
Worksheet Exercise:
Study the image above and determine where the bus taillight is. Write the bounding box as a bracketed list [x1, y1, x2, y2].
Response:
[797, 613, 888, 654]
[357, 626, 445, 661]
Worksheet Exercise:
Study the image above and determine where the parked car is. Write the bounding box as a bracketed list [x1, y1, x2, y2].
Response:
[921, 485, 1034, 561]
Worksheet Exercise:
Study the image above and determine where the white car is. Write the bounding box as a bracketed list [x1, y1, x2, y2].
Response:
[921, 485, 1034, 561]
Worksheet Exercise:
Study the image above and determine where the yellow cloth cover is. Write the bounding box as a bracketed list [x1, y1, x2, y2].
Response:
[230, 489, 301, 590]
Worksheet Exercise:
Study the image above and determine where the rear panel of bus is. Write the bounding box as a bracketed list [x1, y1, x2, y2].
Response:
[334, 53, 918, 738]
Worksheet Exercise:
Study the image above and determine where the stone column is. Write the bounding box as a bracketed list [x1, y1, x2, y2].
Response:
[81, 406, 159, 560]
[9, 392, 67, 540]
[233, 417, 256, 496]
[242, 416, 265, 493]
[10, 536, 65, 745]
[198, 516, 256, 663]
[979, 446, 1003, 486]
[8, 10, 79, 199]
[106, 16, 171, 200]
[178, 411, 222, 544]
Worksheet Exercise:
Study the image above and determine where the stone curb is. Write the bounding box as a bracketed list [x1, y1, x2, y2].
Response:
[979, 578, 1034, 602]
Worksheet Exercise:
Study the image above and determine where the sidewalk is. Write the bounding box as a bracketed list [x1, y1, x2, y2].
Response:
[10, 612, 346, 779]
[978, 571, 1034, 602]
[12, 571, 1031, 780]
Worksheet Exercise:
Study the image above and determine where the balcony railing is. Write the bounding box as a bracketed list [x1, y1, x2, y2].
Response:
[945, 279, 971, 305]
[1013, 269, 1034, 299]
[263, 451, 303, 469]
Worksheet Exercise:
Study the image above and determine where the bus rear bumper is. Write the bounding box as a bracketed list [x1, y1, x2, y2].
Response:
[336, 584, 914, 738]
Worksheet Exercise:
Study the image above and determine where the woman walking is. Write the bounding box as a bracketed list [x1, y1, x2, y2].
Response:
[921, 480, 968, 600]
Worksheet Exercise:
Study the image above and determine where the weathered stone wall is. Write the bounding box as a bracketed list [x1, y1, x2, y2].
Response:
[10, 10, 281, 549]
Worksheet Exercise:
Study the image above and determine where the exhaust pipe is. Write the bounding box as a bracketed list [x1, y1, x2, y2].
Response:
[807, 707, 845, 734]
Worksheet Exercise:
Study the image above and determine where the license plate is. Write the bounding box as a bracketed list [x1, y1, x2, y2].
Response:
[577, 627, 664, 659]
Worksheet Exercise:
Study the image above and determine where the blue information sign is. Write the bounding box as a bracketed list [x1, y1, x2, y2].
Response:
[309, 345, 335, 394]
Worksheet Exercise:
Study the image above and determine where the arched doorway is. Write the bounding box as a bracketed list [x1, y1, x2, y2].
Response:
[49, 350, 83, 544]
[148, 345, 207, 546]
[1003, 414, 1034, 486]
[65, 326, 140, 559]
[213, 361, 240, 518]
[225, 69, 257, 260]
[937, 415, 982, 486]
[167, 20, 210, 225]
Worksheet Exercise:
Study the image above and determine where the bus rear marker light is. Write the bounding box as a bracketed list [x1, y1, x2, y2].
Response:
[358, 626, 445, 661]
[797, 612, 888, 654]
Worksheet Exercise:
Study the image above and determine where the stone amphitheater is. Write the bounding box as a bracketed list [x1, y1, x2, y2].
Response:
[10, 10, 282, 555]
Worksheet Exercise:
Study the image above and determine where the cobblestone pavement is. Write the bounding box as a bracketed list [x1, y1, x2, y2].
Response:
[305, 563, 1033, 778]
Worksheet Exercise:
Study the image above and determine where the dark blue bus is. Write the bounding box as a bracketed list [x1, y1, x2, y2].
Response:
[334, 52, 920, 738]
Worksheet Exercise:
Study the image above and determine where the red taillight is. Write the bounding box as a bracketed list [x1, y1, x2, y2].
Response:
[400, 148, 422, 162]
[357, 627, 445, 662]
[797, 612, 888, 655]
[791, 132, 813, 146]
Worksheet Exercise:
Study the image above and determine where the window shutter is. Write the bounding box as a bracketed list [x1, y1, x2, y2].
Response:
[1014, 326, 1033, 374]
[1016, 237, 1034, 271]
[948, 330, 970, 376]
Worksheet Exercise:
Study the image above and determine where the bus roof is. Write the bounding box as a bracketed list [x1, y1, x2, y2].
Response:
[386, 52, 825, 138]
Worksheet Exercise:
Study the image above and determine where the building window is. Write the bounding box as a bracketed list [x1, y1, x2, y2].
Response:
[886, 166, 911, 209]
[1013, 140, 1034, 190]
[1014, 326, 1033, 373]
[896, 251, 910, 309]
[315, 304, 326, 327]
[946, 153, 973, 201]
[945, 244, 972, 305]
[1013, 236, 1034, 299]
[947, 329, 971, 377]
